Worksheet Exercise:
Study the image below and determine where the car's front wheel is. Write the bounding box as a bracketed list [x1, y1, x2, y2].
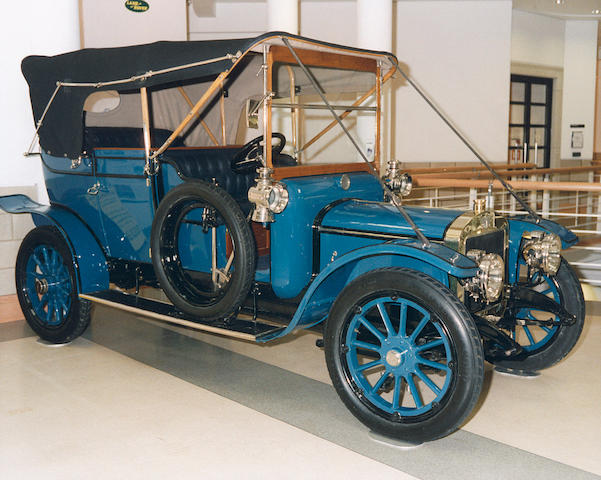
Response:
[494, 259, 584, 373]
[325, 268, 484, 443]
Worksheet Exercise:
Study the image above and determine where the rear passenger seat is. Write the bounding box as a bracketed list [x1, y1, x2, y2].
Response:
[83, 126, 254, 209]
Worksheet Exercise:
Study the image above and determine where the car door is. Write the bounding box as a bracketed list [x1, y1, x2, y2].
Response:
[92, 147, 155, 262]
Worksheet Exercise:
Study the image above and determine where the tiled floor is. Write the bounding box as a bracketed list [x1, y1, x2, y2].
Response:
[1, 296, 600, 479]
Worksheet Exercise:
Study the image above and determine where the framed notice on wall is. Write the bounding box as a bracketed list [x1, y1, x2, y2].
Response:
[571, 131, 584, 149]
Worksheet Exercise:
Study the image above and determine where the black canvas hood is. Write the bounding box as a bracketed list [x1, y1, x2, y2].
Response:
[21, 32, 395, 158]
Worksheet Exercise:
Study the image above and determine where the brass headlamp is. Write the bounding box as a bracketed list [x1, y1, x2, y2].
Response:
[521, 231, 562, 275]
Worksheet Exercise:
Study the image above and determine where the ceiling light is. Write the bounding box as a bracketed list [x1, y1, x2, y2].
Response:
[594, 9, 601, 14]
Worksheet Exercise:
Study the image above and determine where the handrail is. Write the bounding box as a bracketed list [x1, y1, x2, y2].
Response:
[413, 164, 601, 180]
[404, 163, 536, 175]
[412, 177, 601, 192]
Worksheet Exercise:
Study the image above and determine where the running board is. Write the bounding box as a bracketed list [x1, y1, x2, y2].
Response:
[80, 290, 285, 342]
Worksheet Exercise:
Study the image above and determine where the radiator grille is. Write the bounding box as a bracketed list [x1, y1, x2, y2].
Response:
[465, 229, 505, 258]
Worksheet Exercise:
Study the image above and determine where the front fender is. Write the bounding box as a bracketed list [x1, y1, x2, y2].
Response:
[507, 217, 578, 283]
[257, 239, 477, 342]
[0, 194, 109, 293]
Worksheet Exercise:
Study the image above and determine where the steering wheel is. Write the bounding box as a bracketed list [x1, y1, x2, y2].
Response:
[231, 133, 286, 173]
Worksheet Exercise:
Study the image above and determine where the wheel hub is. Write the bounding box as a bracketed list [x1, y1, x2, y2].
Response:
[385, 349, 405, 367]
[35, 278, 48, 296]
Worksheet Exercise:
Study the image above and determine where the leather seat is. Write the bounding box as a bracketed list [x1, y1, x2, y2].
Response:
[161, 148, 255, 209]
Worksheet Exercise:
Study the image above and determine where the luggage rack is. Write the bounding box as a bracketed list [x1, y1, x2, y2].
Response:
[80, 290, 285, 342]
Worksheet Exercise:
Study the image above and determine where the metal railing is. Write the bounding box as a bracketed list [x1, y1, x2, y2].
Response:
[402, 163, 601, 286]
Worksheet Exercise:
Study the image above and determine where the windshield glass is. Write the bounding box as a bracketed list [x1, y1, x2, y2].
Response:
[271, 61, 377, 166]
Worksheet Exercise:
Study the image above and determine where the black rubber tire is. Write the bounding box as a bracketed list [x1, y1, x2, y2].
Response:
[15, 226, 91, 344]
[151, 181, 256, 320]
[494, 259, 585, 373]
[325, 268, 484, 443]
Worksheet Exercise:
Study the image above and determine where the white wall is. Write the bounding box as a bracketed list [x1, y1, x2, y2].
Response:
[188, 0, 356, 45]
[511, 10, 565, 68]
[189, 2, 267, 40]
[560, 20, 598, 161]
[0, 0, 81, 202]
[394, 1, 512, 164]
[0, 0, 81, 294]
[301, 1, 356, 46]
[82, 0, 186, 48]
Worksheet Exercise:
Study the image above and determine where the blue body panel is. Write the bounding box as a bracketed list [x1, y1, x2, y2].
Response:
[93, 149, 154, 261]
[42, 153, 109, 255]
[318, 202, 464, 271]
[0, 194, 109, 293]
[270, 172, 383, 298]
[259, 238, 478, 342]
[44, 149, 156, 262]
[322, 202, 464, 240]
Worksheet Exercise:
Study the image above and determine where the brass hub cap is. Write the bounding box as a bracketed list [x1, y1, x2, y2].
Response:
[35, 278, 48, 296]
[385, 349, 404, 368]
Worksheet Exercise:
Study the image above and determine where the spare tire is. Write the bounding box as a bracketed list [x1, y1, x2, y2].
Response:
[151, 181, 256, 320]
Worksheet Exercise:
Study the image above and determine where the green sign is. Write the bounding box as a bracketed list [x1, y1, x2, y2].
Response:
[125, 0, 150, 13]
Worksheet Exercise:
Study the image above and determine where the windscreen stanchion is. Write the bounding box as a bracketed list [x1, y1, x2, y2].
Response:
[280, 37, 431, 247]
[388, 57, 540, 222]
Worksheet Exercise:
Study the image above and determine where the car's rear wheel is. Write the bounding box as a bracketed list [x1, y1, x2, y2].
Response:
[325, 268, 484, 443]
[16, 226, 91, 343]
[151, 181, 256, 320]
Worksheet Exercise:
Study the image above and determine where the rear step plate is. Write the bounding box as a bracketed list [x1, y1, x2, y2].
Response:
[80, 290, 284, 341]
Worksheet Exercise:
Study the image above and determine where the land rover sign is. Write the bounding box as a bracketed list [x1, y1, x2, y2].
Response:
[125, 0, 150, 13]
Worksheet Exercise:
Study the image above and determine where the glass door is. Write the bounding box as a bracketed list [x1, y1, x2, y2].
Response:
[509, 75, 553, 168]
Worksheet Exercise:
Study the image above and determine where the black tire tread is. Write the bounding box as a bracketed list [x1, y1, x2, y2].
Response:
[325, 267, 484, 442]
[151, 181, 256, 321]
[16, 226, 92, 344]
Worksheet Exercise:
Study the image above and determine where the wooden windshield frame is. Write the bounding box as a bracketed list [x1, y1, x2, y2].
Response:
[267, 45, 381, 178]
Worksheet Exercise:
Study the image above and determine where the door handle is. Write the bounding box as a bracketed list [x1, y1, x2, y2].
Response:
[87, 182, 100, 195]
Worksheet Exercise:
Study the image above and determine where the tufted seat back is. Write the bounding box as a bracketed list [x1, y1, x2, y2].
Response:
[161, 148, 255, 208]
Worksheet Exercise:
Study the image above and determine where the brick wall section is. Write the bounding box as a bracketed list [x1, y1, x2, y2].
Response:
[0, 187, 38, 296]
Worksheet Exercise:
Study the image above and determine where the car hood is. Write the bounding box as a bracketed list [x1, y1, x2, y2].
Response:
[319, 200, 465, 240]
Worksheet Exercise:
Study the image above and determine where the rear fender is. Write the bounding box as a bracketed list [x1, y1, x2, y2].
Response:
[258, 239, 477, 342]
[0, 194, 109, 293]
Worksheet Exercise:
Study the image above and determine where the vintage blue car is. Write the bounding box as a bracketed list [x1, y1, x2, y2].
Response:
[1, 33, 584, 443]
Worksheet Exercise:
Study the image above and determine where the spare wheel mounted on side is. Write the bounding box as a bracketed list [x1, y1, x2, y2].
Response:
[150, 181, 256, 320]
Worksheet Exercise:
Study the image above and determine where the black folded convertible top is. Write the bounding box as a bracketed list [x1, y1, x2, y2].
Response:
[22, 32, 394, 158]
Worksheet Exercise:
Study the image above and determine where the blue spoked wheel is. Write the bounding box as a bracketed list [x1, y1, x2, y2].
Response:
[495, 259, 584, 373]
[514, 271, 560, 352]
[25, 244, 72, 326]
[325, 268, 484, 443]
[344, 297, 453, 417]
[16, 226, 91, 343]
